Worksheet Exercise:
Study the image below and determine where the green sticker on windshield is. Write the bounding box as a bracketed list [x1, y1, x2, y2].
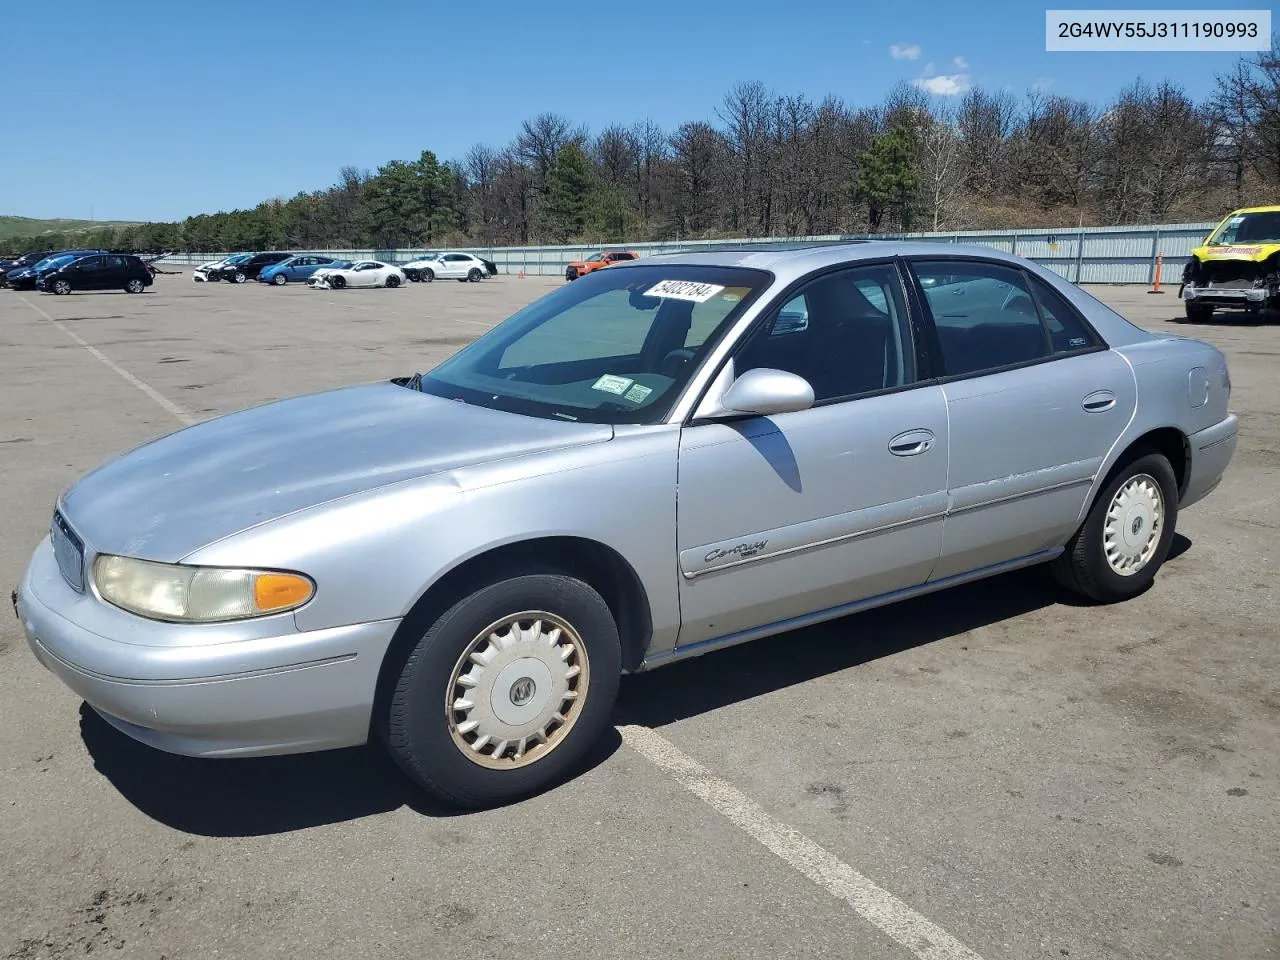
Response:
[592, 374, 634, 395]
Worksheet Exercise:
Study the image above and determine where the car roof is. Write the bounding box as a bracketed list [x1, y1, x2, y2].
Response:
[626, 240, 1033, 284]
[1228, 205, 1280, 215]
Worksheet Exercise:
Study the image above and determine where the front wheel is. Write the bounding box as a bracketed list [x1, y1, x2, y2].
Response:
[328, 274, 346, 289]
[386, 574, 621, 808]
[385, 274, 400, 288]
[422, 268, 434, 282]
[1051, 450, 1179, 603]
[52, 279, 71, 296]
[124, 278, 145, 294]
[1185, 301, 1213, 322]
[233, 271, 247, 284]
[273, 273, 288, 285]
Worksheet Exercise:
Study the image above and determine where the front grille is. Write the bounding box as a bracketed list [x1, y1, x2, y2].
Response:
[51, 510, 85, 592]
[1203, 261, 1263, 285]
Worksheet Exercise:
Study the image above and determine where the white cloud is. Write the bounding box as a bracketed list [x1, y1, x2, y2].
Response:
[953, 55, 969, 69]
[890, 43, 922, 60]
[1032, 76, 1054, 91]
[923, 61, 936, 74]
[913, 73, 972, 96]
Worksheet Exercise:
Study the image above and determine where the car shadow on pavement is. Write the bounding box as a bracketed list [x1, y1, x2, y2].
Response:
[78, 703, 621, 836]
[617, 536, 1192, 728]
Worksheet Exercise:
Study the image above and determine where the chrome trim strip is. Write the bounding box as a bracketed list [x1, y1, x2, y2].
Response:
[1197, 432, 1236, 452]
[947, 475, 1095, 516]
[643, 547, 1063, 670]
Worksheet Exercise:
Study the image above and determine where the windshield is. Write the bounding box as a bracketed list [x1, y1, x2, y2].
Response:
[225, 254, 251, 264]
[1209, 211, 1280, 245]
[585, 253, 604, 262]
[419, 264, 770, 424]
[34, 254, 75, 271]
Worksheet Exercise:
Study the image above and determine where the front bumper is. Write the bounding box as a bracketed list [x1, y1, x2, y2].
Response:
[1182, 284, 1269, 308]
[15, 538, 400, 757]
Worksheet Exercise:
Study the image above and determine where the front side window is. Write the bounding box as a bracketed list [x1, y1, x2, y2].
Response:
[734, 263, 915, 402]
[77, 256, 105, 271]
[421, 265, 768, 423]
[913, 260, 1050, 377]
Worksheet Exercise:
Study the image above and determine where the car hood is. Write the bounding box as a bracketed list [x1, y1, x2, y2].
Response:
[1192, 242, 1280, 263]
[60, 382, 614, 562]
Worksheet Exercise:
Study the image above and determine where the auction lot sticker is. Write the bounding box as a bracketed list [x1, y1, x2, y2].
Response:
[644, 280, 726, 303]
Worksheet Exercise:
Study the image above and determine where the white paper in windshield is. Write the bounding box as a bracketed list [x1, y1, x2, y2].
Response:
[644, 279, 725, 302]
[592, 374, 634, 395]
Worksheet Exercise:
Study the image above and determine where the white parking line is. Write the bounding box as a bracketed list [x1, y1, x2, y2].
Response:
[16, 295, 197, 426]
[618, 725, 986, 960]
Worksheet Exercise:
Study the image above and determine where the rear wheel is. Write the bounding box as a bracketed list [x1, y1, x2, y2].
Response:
[386, 274, 400, 288]
[467, 268, 482, 283]
[1185, 301, 1213, 322]
[273, 273, 287, 285]
[124, 278, 145, 294]
[385, 573, 621, 808]
[1051, 450, 1179, 603]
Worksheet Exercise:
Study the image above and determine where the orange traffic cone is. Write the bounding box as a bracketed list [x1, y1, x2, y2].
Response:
[518, 269, 525, 279]
[1148, 254, 1164, 294]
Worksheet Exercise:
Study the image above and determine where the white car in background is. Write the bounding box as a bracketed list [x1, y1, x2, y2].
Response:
[192, 254, 247, 282]
[404, 251, 493, 283]
[308, 260, 405, 290]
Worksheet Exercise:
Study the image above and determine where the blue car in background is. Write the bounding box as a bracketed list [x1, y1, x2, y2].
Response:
[5, 250, 106, 291]
[257, 254, 348, 285]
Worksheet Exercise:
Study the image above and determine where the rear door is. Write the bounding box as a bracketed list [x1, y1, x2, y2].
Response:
[101, 255, 128, 288]
[907, 258, 1136, 579]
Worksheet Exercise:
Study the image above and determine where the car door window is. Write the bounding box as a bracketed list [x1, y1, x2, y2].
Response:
[913, 260, 1050, 377]
[735, 263, 916, 402]
[1028, 275, 1101, 353]
[77, 256, 104, 272]
[105, 256, 126, 269]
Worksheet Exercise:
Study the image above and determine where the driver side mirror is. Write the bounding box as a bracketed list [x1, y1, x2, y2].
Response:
[705, 367, 815, 419]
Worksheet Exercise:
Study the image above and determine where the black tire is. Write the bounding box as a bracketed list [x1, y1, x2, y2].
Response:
[386, 573, 621, 808]
[467, 268, 482, 282]
[386, 274, 400, 288]
[52, 279, 71, 296]
[407, 270, 420, 282]
[423, 268, 434, 282]
[1185, 302, 1213, 322]
[1051, 449, 1179, 603]
[273, 273, 288, 285]
[233, 271, 247, 284]
[329, 274, 346, 289]
[125, 278, 145, 294]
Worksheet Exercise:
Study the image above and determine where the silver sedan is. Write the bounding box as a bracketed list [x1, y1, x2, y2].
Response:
[14, 242, 1238, 807]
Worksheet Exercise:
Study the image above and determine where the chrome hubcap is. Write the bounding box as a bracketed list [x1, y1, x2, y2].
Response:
[1103, 474, 1164, 576]
[447, 611, 589, 769]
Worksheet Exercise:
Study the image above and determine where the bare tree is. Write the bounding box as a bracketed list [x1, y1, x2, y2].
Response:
[914, 102, 967, 230]
[669, 122, 725, 237]
[717, 81, 776, 233]
[591, 125, 635, 186]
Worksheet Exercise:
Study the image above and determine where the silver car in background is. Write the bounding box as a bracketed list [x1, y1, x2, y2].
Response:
[14, 243, 1237, 807]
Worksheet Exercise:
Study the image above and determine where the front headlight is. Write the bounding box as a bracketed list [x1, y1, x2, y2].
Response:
[93, 555, 314, 622]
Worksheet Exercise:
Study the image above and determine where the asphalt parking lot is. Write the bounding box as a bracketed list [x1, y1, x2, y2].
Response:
[1, 272, 1277, 960]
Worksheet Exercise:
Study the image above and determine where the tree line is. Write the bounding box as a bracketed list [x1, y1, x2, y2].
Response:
[6, 42, 1279, 255]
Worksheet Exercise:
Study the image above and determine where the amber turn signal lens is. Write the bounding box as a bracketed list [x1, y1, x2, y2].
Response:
[253, 573, 314, 612]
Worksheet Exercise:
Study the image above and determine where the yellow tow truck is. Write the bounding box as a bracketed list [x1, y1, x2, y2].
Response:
[1181, 205, 1280, 321]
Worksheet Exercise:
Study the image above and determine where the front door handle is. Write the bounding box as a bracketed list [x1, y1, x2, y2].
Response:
[889, 428, 936, 457]
[1082, 390, 1117, 413]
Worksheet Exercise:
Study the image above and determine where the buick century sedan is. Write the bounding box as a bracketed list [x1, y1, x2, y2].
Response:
[15, 243, 1238, 807]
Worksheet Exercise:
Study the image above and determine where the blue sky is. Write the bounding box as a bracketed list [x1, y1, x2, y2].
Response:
[0, 0, 1256, 222]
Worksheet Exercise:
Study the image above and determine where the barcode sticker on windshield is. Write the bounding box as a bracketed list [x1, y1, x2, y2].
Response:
[592, 374, 634, 395]
[644, 279, 725, 303]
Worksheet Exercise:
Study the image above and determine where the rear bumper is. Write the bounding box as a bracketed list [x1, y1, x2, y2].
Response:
[1182, 413, 1238, 509]
[15, 538, 399, 758]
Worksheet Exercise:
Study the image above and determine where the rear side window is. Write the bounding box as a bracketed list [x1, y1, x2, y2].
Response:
[1029, 275, 1100, 353]
[913, 260, 1050, 377]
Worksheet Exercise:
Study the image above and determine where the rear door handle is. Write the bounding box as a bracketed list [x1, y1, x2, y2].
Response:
[889, 428, 936, 457]
[1082, 390, 1117, 413]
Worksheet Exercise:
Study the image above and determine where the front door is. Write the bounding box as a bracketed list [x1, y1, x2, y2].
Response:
[907, 258, 1137, 580]
[676, 261, 949, 647]
[74, 256, 108, 290]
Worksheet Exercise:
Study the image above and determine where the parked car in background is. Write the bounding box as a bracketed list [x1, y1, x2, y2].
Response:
[401, 254, 440, 282]
[192, 254, 248, 282]
[258, 255, 344, 285]
[402, 252, 492, 282]
[565, 249, 638, 281]
[0, 250, 55, 287]
[211, 252, 291, 283]
[15, 242, 1237, 808]
[308, 260, 404, 289]
[36, 254, 153, 295]
[5, 250, 106, 291]
[1181, 205, 1280, 321]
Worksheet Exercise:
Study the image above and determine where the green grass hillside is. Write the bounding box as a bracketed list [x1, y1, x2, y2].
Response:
[0, 215, 142, 241]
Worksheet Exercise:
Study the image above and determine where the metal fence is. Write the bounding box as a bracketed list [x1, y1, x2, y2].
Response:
[161, 221, 1217, 284]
